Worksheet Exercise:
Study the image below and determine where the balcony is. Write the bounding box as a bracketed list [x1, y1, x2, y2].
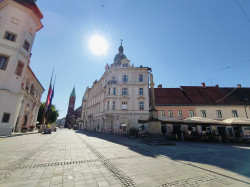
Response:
[107, 80, 117, 85]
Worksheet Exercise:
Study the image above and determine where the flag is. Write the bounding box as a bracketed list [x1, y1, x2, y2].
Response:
[45, 70, 54, 111]
[47, 75, 56, 113]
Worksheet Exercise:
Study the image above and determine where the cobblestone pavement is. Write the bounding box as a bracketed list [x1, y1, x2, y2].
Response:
[0, 129, 250, 186]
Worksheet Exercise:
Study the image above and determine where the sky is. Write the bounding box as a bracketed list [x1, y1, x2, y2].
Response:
[30, 0, 250, 119]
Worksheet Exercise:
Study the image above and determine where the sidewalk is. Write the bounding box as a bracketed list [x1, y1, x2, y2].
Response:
[0, 130, 39, 138]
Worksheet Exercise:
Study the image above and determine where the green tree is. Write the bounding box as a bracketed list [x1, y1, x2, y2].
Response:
[37, 102, 59, 124]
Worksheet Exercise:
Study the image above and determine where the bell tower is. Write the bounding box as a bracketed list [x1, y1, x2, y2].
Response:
[65, 86, 76, 127]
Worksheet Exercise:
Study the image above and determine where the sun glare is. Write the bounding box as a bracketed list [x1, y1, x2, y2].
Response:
[89, 35, 108, 55]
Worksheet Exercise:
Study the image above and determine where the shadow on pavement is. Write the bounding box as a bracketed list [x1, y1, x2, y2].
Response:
[75, 130, 250, 180]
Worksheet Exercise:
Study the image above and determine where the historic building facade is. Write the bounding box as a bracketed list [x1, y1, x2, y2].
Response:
[0, 0, 44, 135]
[82, 44, 150, 132]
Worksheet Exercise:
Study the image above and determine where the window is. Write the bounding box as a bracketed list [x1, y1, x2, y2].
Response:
[123, 63, 128, 67]
[232, 110, 238, 118]
[139, 88, 143, 95]
[200, 110, 206, 118]
[122, 88, 128, 95]
[139, 102, 144, 110]
[15, 61, 24, 76]
[122, 75, 128, 82]
[112, 101, 116, 110]
[168, 110, 173, 117]
[178, 110, 183, 118]
[4, 31, 17, 42]
[122, 102, 127, 110]
[189, 110, 194, 117]
[0, 55, 8, 70]
[113, 87, 116, 95]
[139, 75, 143, 82]
[23, 40, 30, 51]
[2, 113, 10, 123]
[108, 87, 111, 95]
[107, 101, 110, 110]
[216, 110, 222, 118]
[160, 110, 165, 117]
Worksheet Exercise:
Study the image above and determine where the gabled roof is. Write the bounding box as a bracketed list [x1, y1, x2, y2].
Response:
[155, 88, 193, 105]
[13, 0, 43, 19]
[180, 86, 244, 105]
[222, 87, 250, 104]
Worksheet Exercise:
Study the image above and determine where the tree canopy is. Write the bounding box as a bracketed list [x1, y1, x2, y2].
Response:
[37, 102, 59, 124]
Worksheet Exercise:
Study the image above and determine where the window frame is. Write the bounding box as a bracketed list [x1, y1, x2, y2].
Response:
[0, 55, 9, 71]
[122, 75, 128, 82]
[139, 88, 143, 95]
[189, 110, 194, 117]
[160, 110, 165, 117]
[139, 101, 144, 110]
[139, 75, 143, 82]
[177, 110, 183, 118]
[113, 87, 116, 95]
[1, 113, 10, 123]
[168, 110, 173, 117]
[232, 110, 238, 118]
[216, 110, 222, 118]
[200, 110, 206, 118]
[112, 101, 116, 110]
[122, 88, 128, 95]
[23, 39, 30, 51]
[15, 61, 24, 76]
[4, 31, 17, 42]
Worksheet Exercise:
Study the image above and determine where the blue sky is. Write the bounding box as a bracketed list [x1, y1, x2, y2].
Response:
[31, 0, 250, 119]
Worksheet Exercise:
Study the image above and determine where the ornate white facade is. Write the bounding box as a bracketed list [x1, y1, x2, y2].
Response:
[82, 44, 150, 132]
[0, 0, 44, 135]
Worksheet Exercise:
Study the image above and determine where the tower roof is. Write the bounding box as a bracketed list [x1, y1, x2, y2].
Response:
[113, 40, 127, 67]
[13, 0, 43, 19]
[70, 86, 76, 98]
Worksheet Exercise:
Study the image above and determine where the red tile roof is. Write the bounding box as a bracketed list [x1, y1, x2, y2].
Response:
[13, 0, 43, 19]
[155, 88, 193, 105]
[154, 86, 245, 106]
[180, 86, 244, 105]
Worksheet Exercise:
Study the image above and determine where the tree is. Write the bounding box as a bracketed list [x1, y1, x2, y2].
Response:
[37, 102, 59, 124]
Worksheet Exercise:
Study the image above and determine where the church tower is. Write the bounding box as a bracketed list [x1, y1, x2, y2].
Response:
[65, 87, 76, 127]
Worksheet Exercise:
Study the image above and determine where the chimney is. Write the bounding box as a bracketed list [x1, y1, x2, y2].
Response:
[201, 82, 206, 88]
[158, 84, 162, 88]
[237, 84, 241, 88]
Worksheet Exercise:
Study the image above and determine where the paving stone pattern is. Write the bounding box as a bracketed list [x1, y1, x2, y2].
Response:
[0, 129, 249, 186]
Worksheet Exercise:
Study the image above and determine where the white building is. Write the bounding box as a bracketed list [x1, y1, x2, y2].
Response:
[0, 0, 44, 135]
[82, 44, 150, 132]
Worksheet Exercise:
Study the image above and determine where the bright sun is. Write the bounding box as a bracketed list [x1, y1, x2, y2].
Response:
[89, 35, 108, 55]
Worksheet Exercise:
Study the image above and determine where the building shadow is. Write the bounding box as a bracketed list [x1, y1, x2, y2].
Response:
[75, 130, 250, 181]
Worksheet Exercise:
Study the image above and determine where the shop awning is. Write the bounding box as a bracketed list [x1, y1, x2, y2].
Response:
[159, 117, 183, 123]
[183, 117, 222, 124]
[222, 118, 250, 126]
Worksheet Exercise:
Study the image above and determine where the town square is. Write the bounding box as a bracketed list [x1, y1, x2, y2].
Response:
[1, 0, 250, 186]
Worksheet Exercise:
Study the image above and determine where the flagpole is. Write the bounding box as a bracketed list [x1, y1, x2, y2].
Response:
[40, 68, 54, 132]
[46, 74, 56, 125]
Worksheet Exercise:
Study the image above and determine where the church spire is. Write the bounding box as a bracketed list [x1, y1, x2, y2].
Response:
[70, 86, 76, 99]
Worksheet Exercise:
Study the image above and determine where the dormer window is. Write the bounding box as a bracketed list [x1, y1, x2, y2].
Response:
[123, 63, 128, 67]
